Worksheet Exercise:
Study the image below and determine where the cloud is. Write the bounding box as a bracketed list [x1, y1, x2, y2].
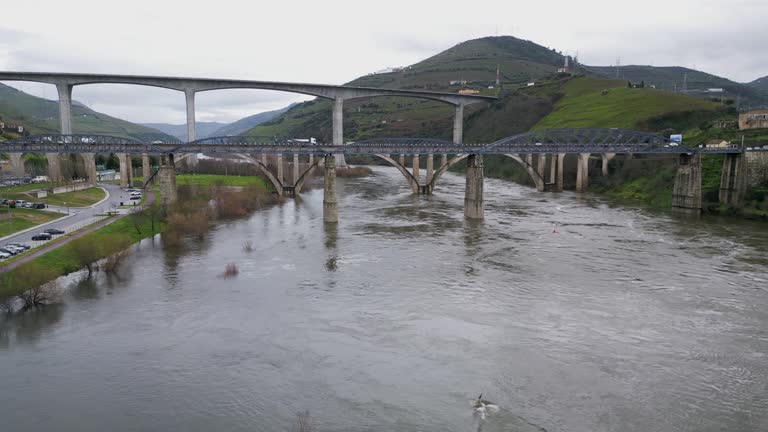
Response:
[0, 0, 765, 124]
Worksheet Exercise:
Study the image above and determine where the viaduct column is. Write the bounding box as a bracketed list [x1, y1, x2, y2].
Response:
[453, 103, 464, 145]
[576, 153, 591, 192]
[293, 154, 300, 186]
[672, 153, 702, 215]
[719, 153, 747, 208]
[537, 154, 546, 180]
[9, 153, 25, 177]
[323, 155, 338, 223]
[464, 154, 484, 220]
[118, 153, 130, 188]
[185, 89, 198, 167]
[412, 155, 420, 186]
[277, 154, 284, 185]
[81, 153, 97, 184]
[399, 154, 405, 167]
[332, 97, 347, 168]
[47, 83, 73, 182]
[601, 153, 615, 176]
[556, 153, 565, 192]
[142, 153, 151, 188]
[426, 153, 434, 185]
[159, 154, 177, 207]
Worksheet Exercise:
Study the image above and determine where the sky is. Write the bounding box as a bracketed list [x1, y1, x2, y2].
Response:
[1, 0, 766, 125]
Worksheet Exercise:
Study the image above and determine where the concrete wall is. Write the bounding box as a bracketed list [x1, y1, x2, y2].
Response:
[51, 182, 91, 195]
[745, 151, 768, 187]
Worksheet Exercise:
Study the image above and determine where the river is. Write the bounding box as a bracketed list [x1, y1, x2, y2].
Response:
[1, 167, 767, 432]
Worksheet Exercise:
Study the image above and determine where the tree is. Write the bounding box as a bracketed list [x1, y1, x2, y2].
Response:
[70, 238, 104, 277]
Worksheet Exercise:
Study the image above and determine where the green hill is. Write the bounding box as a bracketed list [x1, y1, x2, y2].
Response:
[243, 36, 569, 141]
[749, 75, 768, 94]
[0, 83, 175, 141]
[586, 65, 768, 109]
[532, 76, 724, 131]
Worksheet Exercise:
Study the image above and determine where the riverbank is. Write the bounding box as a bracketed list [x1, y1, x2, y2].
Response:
[0, 193, 161, 301]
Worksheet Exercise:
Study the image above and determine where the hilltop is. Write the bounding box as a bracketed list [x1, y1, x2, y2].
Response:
[749, 75, 768, 94]
[0, 83, 174, 141]
[243, 36, 570, 141]
[211, 104, 294, 137]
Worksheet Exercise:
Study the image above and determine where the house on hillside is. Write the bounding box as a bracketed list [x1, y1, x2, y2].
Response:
[739, 110, 768, 130]
[705, 139, 731, 148]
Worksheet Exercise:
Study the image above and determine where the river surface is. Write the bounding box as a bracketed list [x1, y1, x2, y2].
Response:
[1, 167, 768, 432]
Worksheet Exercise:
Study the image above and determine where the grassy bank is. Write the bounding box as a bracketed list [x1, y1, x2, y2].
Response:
[0, 207, 163, 300]
[0, 208, 67, 237]
[175, 174, 269, 188]
[6, 186, 106, 207]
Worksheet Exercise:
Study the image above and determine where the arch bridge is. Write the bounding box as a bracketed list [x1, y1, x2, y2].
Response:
[2, 128, 756, 220]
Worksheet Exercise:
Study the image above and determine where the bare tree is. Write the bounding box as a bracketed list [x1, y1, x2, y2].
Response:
[18, 280, 61, 309]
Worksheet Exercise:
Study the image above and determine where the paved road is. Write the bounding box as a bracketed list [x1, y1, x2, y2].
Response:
[0, 183, 138, 248]
[0, 190, 155, 272]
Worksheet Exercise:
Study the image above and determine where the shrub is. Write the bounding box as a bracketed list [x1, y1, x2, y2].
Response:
[221, 263, 239, 278]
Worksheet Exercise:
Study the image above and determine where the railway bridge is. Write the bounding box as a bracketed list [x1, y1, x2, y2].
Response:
[2, 130, 761, 222]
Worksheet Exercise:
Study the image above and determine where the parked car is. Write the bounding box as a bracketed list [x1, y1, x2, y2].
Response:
[31, 233, 52, 241]
[0, 252, 10, 259]
[4, 246, 22, 254]
[33, 203, 46, 209]
[32, 175, 49, 183]
[8, 243, 30, 250]
[15, 200, 26, 207]
[0, 248, 17, 256]
[44, 228, 65, 235]
[129, 195, 141, 200]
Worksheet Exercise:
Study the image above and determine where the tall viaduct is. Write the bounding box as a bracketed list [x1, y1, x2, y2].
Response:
[0, 71, 492, 178]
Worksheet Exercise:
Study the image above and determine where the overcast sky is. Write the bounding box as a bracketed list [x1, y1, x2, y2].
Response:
[1, 0, 766, 124]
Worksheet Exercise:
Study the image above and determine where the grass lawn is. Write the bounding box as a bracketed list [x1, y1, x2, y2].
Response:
[6, 187, 106, 207]
[0, 208, 67, 237]
[175, 174, 269, 188]
[0, 182, 54, 194]
[0, 205, 163, 300]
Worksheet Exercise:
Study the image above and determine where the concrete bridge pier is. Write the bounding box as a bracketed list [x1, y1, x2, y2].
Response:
[719, 153, 747, 207]
[453, 104, 464, 144]
[672, 153, 702, 215]
[576, 153, 591, 192]
[118, 153, 133, 188]
[277, 154, 284, 184]
[184, 89, 198, 167]
[142, 153, 151, 188]
[601, 153, 615, 176]
[399, 154, 405, 167]
[9, 153, 25, 177]
[323, 155, 338, 223]
[426, 154, 434, 184]
[464, 154, 484, 220]
[46, 154, 62, 182]
[441, 154, 448, 169]
[159, 154, 177, 207]
[543, 153, 565, 192]
[82, 153, 97, 184]
[412, 155, 420, 185]
[293, 154, 300, 186]
[333, 97, 347, 168]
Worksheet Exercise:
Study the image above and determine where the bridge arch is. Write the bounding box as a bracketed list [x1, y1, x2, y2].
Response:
[372, 154, 420, 194]
[503, 154, 546, 191]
